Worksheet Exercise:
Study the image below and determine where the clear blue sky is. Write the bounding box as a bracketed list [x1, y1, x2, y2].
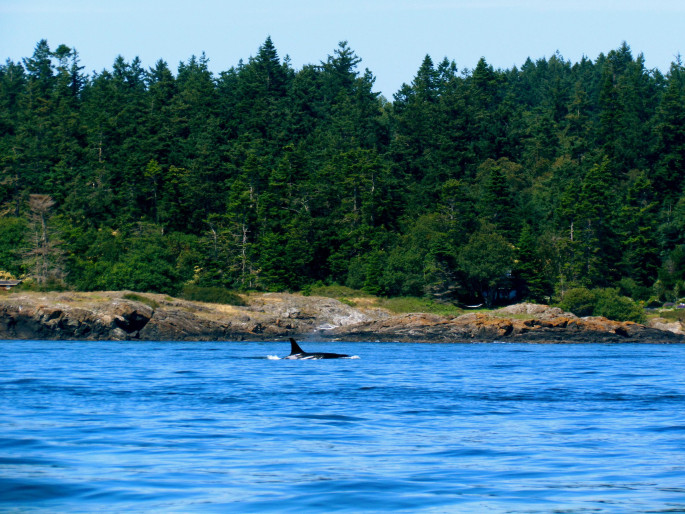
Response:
[1, 0, 683, 99]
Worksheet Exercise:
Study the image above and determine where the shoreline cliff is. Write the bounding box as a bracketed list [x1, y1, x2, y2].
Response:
[0, 291, 683, 344]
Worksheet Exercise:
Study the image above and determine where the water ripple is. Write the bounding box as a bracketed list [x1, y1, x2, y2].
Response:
[1, 341, 685, 512]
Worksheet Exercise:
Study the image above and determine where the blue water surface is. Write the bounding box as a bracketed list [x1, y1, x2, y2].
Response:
[1, 340, 685, 513]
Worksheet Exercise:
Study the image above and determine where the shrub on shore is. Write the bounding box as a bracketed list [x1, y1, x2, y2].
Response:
[122, 292, 160, 309]
[16, 277, 68, 292]
[557, 287, 645, 323]
[180, 286, 246, 306]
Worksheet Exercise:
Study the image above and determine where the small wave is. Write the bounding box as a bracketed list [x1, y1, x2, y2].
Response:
[644, 425, 685, 433]
[0, 478, 92, 502]
[266, 355, 281, 360]
[0, 438, 46, 449]
[0, 457, 54, 465]
[347, 355, 360, 359]
[286, 413, 367, 422]
[425, 448, 516, 458]
[4, 378, 40, 385]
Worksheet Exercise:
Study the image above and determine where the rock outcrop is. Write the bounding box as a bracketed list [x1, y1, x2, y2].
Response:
[647, 317, 685, 336]
[324, 304, 684, 343]
[0, 294, 156, 340]
[0, 294, 682, 344]
[0, 291, 380, 341]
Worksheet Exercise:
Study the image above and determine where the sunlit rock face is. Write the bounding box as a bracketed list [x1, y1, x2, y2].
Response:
[0, 295, 682, 343]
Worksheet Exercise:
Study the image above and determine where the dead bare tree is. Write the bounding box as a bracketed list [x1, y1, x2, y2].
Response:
[26, 194, 63, 284]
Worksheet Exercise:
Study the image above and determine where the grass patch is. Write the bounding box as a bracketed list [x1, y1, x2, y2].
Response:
[304, 284, 461, 316]
[491, 312, 537, 320]
[180, 285, 246, 306]
[122, 293, 160, 309]
[307, 284, 371, 299]
[376, 297, 462, 317]
[654, 309, 685, 322]
[16, 278, 69, 292]
[305, 284, 463, 316]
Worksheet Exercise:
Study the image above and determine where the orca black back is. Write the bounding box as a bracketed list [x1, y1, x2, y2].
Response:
[289, 338, 305, 355]
[286, 338, 349, 359]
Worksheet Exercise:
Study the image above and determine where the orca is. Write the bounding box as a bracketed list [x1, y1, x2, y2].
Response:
[285, 338, 350, 359]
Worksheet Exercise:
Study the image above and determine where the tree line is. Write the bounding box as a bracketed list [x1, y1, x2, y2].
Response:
[1, 38, 684, 306]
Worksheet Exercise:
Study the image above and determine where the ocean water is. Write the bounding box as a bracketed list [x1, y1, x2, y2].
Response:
[1, 341, 685, 513]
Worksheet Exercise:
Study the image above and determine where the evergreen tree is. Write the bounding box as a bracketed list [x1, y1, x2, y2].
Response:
[619, 172, 660, 285]
[477, 158, 518, 240]
[458, 223, 514, 307]
[145, 59, 177, 164]
[575, 157, 620, 285]
[654, 58, 685, 202]
[1, 39, 680, 304]
[0, 59, 26, 213]
[514, 223, 551, 300]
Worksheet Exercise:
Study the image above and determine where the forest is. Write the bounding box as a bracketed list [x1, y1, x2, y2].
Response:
[0, 38, 684, 309]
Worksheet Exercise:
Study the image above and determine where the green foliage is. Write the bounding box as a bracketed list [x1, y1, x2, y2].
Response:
[377, 213, 458, 298]
[593, 288, 646, 323]
[1, 39, 682, 306]
[377, 297, 462, 317]
[477, 159, 518, 238]
[362, 250, 385, 295]
[302, 282, 461, 316]
[557, 287, 596, 316]
[307, 283, 368, 299]
[338, 297, 357, 307]
[70, 224, 185, 295]
[458, 224, 514, 307]
[0, 217, 26, 276]
[122, 292, 160, 309]
[514, 223, 552, 301]
[656, 308, 685, 323]
[16, 277, 68, 292]
[617, 277, 652, 302]
[179, 285, 247, 306]
[557, 287, 645, 323]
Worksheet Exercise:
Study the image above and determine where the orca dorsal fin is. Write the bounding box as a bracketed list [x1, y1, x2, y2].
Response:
[289, 338, 305, 355]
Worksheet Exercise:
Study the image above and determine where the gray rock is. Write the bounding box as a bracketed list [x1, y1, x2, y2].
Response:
[1, 292, 682, 344]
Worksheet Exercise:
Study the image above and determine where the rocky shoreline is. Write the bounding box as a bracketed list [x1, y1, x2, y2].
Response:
[0, 291, 683, 344]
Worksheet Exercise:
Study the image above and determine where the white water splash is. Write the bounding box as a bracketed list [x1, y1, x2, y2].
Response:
[266, 355, 281, 360]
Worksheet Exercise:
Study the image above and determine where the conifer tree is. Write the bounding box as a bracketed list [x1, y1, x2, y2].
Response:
[654, 58, 685, 202]
[619, 172, 659, 285]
